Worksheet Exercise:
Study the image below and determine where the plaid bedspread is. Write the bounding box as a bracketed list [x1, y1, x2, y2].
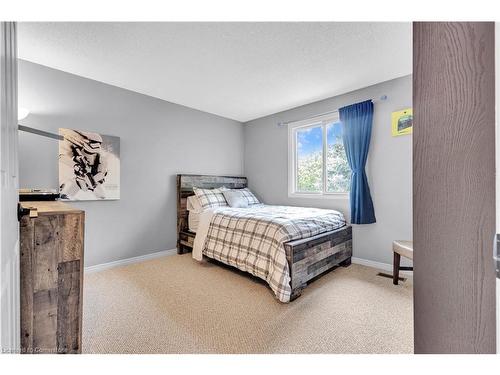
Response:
[203, 205, 346, 302]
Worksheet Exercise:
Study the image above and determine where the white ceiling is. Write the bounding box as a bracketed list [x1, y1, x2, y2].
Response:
[18, 22, 411, 122]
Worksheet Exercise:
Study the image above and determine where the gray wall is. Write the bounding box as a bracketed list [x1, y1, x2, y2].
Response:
[244, 75, 412, 265]
[18, 60, 244, 267]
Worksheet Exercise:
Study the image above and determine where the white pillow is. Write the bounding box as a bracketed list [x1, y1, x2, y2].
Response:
[222, 190, 249, 208]
[187, 195, 203, 212]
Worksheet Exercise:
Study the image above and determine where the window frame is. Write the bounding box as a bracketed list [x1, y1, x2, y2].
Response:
[287, 112, 349, 199]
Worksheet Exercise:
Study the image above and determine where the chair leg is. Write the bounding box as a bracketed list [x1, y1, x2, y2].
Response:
[393, 252, 401, 285]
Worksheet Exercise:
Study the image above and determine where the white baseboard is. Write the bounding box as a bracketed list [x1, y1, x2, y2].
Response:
[85, 248, 177, 274]
[352, 256, 413, 276]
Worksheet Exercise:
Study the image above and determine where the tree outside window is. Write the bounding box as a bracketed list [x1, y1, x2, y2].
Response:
[291, 117, 350, 196]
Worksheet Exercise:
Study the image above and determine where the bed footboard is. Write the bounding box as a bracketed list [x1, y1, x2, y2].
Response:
[284, 225, 353, 300]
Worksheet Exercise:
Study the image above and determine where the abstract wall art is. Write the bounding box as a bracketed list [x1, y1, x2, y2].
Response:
[59, 128, 120, 200]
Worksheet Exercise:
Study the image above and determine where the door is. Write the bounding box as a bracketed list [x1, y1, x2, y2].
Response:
[0, 21, 20, 353]
[413, 22, 496, 353]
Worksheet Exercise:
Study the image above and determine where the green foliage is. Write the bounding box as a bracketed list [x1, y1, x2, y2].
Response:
[297, 150, 323, 192]
[297, 143, 350, 193]
[326, 143, 351, 192]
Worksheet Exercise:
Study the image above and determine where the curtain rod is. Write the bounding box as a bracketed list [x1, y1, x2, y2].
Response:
[277, 95, 388, 127]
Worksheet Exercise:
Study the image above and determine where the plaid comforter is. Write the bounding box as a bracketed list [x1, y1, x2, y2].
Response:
[203, 205, 346, 302]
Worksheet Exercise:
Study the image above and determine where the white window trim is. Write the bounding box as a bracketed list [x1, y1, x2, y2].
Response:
[287, 112, 349, 199]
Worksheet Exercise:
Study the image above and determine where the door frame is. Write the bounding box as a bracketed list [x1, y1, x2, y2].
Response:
[0, 21, 20, 354]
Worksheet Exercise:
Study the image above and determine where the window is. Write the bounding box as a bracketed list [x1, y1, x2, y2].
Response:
[288, 113, 350, 198]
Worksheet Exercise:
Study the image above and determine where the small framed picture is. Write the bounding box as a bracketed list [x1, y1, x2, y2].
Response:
[391, 108, 413, 136]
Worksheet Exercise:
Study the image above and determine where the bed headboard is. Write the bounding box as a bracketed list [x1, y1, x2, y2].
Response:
[176, 174, 248, 245]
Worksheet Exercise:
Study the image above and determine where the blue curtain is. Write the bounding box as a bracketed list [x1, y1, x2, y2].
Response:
[339, 100, 376, 224]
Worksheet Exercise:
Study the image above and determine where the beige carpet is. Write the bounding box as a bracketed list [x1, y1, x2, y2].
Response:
[82, 254, 413, 354]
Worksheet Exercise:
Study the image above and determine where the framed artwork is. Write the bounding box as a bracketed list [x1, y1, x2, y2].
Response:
[391, 108, 413, 136]
[59, 128, 120, 200]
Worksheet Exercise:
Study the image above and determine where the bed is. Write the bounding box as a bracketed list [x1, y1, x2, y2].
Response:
[176, 174, 353, 302]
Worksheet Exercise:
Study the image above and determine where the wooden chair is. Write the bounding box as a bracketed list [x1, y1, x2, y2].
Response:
[392, 240, 413, 285]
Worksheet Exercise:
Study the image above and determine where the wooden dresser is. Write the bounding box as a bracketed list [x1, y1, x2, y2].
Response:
[19, 201, 84, 354]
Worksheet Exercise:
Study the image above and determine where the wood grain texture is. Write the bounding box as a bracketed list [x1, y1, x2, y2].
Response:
[20, 216, 34, 353]
[20, 201, 84, 354]
[20, 201, 83, 215]
[56, 260, 81, 353]
[413, 22, 496, 353]
[33, 216, 59, 292]
[32, 289, 58, 353]
[59, 214, 84, 262]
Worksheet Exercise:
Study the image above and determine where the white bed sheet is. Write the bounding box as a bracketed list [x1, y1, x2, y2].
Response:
[187, 195, 203, 212]
[188, 211, 200, 233]
[193, 208, 218, 261]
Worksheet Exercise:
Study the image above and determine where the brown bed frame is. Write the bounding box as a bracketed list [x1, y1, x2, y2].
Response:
[176, 174, 352, 300]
